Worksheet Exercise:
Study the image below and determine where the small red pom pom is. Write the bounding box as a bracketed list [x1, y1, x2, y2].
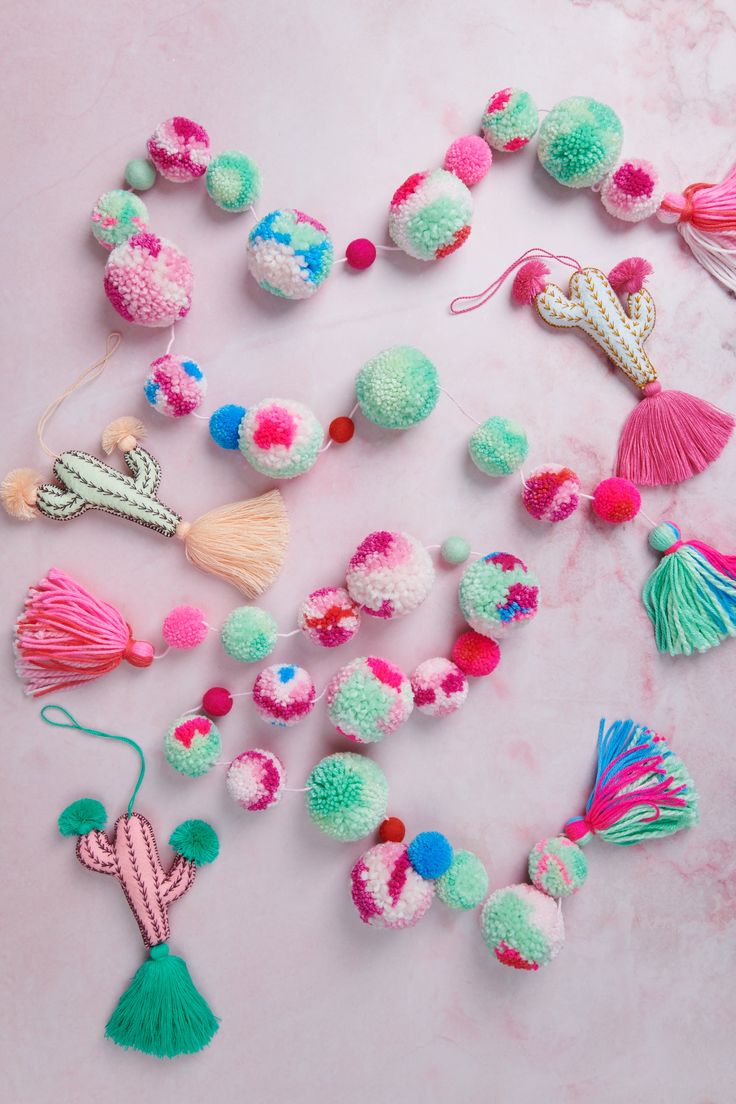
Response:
[511, 260, 550, 305]
[379, 817, 406, 843]
[607, 257, 652, 295]
[202, 686, 233, 716]
[591, 477, 641, 523]
[345, 238, 377, 270]
[329, 416, 355, 443]
[451, 630, 500, 677]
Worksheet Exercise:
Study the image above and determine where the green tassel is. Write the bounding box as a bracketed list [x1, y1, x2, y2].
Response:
[105, 943, 218, 1058]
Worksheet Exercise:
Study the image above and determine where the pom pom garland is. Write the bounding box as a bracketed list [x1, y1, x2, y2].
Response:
[205, 150, 261, 212]
[147, 116, 211, 182]
[481, 88, 539, 152]
[306, 752, 388, 841]
[345, 530, 435, 620]
[537, 97, 623, 188]
[443, 135, 492, 186]
[226, 749, 285, 812]
[91, 190, 148, 250]
[298, 586, 361, 648]
[410, 657, 468, 717]
[144, 356, 206, 418]
[161, 606, 208, 649]
[351, 842, 435, 929]
[388, 168, 473, 261]
[459, 553, 540, 638]
[164, 715, 221, 778]
[251, 663, 316, 726]
[247, 209, 333, 299]
[601, 160, 663, 223]
[326, 656, 414, 743]
[221, 607, 278, 663]
[104, 233, 193, 327]
[521, 464, 581, 523]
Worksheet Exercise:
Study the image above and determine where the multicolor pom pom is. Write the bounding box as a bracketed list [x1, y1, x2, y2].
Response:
[435, 849, 488, 910]
[252, 663, 316, 726]
[144, 355, 206, 418]
[326, 656, 414, 743]
[356, 346, 440, 429]
[236, 399, 324, 478]
[538, 97, 623, 188]
[90, 190, 148, 250]
[600, 159, 663, 222]
[147, 116, 211, 182]
[306, 752, 388, 841]
[104, 232, 193, 327]
[410, 657, 468, 717]
[226, 748, 285, 811]
[351, 842, 434, 928]
[345, 530, 435, 620]
[528, 836, 588, 898]
[451, 630, 500, 677]
[407, 831, 453, 879]
[164, 714, 221, 778]
[162, 605, 208, 649]
[205, 150, 261, 212]
[443, 135, 492, 187]
[246, 209, 334, 299]
[468, 417, 529, 476]
[481, 884, 565, 970]
[481, 88, 539, 152]
[388, 168, 472, 261]
[522, 464, 581, 523]
[221, 606, 277, 663]
[298, 586, 361, 648]
[459, 553, 540, 638]
[591, 476, 641, 523]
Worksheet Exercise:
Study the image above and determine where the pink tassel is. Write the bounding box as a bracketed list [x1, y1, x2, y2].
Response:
[658, 167, 736, 294]
[14, 568, 154, 697]
[616, 382, 734, 486]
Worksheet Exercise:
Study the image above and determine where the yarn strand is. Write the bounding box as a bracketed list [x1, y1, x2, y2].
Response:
[449, 248, 582, 314]
[36, 333, 122, 459]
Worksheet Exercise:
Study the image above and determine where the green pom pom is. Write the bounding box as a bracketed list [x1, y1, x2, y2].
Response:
[440, 536, 471, 565]
[435, 849, 489, 909]
[306, 752, 388, 841]
[169, 819, 220, 865]
[206, 150, 262, 212]
[468, 416, 528, 476]
[124, 158, 157, 191]
[356, 346, 439, 429]
[538, 96, 623, 188]
[528, 836, 587, 898]
[221, 606, 277, 662]
[58, 797, 107, 837]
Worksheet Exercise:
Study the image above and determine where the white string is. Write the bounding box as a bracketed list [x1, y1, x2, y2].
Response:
[440, 387, 481, 426]
[277, 628, 300, 638]
[165, 325, 176, 356]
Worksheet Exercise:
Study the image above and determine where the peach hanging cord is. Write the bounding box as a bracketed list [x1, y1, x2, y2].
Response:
[36, 332, 123, 459]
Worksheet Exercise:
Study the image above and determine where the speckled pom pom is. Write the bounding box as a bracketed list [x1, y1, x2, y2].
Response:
[481, 87, 539, 152]
[388, 168, 473, 261]
[306, 752, 388, 840]
[144, 355, 206, 417]
[443, 135, 492, 187]
[591, 476, 641, 523]
[226, 748, 285, 811]
[298, 586, 361, 648]
[209, 404, 247, 450]
[91, 190, 148, 250]
[481, 884, 565, 970]
[407, 831, 453, 880]
[147, 116, 211, 182]
[459, 553, 540, 638]
[326, 656, 414, 743]
[202, 686, 233, 717]
[522, 464, 581, 523]
[205, 150, 261, 212]
[451, 630, 500, 677]
[538, 97, 623, 188]
[125, 158, 156, 191]
[221, 606, 277, 663]
[351, 842, 434, 928]
[468, 417, 529, 476]
[528, 836, 588, 898]
[252, 663, 316, 726]
[104, 232, 193, 327]
[600, 159, 663, 222]
[435, 850, 488, 910]
[162, 605, 208, 649]
[164, 715, 221, 778]
[410, 658, 468, 717]
[356, 346, 440, 429]
[346, 530, 435, 620]
[247, 209, 333, 299]
[236, 399, 324, 478]
[440, 536, 471, 565]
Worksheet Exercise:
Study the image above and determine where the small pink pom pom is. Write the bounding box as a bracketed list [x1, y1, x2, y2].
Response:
[443, 135, 492, 187]
[608, 257, 653, 295]
[512, 261, 550, 305]
[162, 605, 208, 649]
[591, 477, 641, 523]
[345, 238, 377, 269]
[451, 631, 500, 677]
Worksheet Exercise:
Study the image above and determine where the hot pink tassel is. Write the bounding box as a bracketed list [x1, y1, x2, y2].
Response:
[658, 167, 736, 294]
[14, 568, 154, 697]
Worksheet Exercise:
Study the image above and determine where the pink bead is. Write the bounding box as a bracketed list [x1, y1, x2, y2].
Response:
[443, 135, 492, 187]
[591, 477, 641, 523]
[162, 605, 208, 649]
[345, 238, 377, 269]
[202, 686, 234, 717]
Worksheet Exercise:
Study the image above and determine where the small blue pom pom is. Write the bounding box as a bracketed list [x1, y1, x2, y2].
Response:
[209, 404, 246, 450]
[407, 831, 454, 880]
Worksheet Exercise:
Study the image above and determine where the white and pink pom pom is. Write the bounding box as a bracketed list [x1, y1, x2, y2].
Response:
[350, 842, 434, 929]
[600, 159, 663, 223]
[252, 663, 316, 727]
[410, 657, 468, 717]
[226, 749, 285, 811]
[147, 116, 211, 182]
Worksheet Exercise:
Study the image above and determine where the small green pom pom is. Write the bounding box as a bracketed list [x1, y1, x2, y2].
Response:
[306, 752, 388, 841]
[468, 416, 528, 476]
[206, 150, 261, 212]
[169, 819, 219, 865]
[356, 346, 439, 429]
[435, 849, 488, 909]
[124, 158, 157, 191]
[221, 607, 277, 662]
[538, 97, 623, 188]
[440, 536, 471, 565]
[58, 797, 107, 837]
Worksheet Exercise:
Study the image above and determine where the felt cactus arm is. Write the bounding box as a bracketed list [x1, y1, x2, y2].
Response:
[77, 830, 119, 876]
[627, 287, 656, 342]
[123, 446, 161, 498]
[34, 482, 89, 520]
[535, 283, 585, 327]
[161, 855, 197, 907]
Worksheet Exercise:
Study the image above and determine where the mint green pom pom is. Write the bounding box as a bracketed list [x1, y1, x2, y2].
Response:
[538, 97, 623, 188]
[306, 752, 388, 841]
[441, 536, 471, 565]
[58, 797, 107, 837]
[169, 819, 219, 865]
[221, 607, 277, 662]
[435, 849, 488, 909]
[206, 150, 262, 212]
[124, 158, 157, 191]
[356, 346, 439, 429]
[468, 416, 528, 476]
[481, 88, 538, 152]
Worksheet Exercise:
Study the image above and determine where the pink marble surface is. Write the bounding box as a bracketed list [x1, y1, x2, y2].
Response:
[2, 2, 735, 1101]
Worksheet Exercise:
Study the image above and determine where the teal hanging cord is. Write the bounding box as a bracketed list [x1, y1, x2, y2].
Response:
[40, 704, 146, 816]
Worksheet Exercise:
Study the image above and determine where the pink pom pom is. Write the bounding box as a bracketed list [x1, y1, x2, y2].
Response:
[607, 257, 653, 295]
[591, 477, 641, 523]
[162, 605, 208, 649]
[202, 686, 233, 716]
[512, 260, 550, 305]
[451, 630, 500, 677]
[345, 238, 377, 270]
[443, 135, 492, 187]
